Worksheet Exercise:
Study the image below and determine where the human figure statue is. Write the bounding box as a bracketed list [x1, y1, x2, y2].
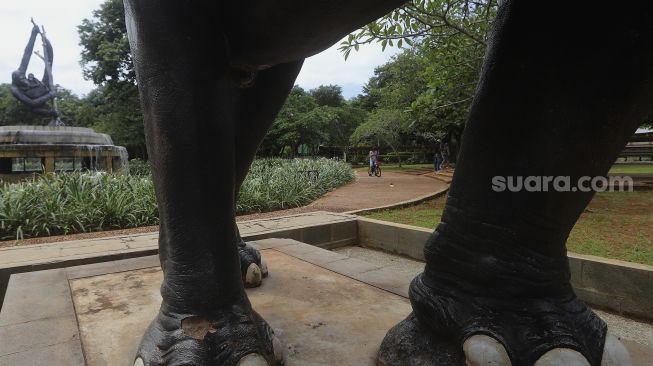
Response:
[124, 1, 651, 365]
[11, 20, 62, 126]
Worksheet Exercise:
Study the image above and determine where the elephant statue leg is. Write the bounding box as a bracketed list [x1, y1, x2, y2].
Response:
[123, 0, 404, 364]
[379, 2, 653, 366]
[123, 1, 303, 364]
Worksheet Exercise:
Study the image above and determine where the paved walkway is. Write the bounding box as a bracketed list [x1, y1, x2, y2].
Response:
[307, 170, 448, 213]
[0, 212, 356, 279]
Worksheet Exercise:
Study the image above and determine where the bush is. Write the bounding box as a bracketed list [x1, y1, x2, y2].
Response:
[237, 158, 355, 212]
[127, 158, 152, 176]
[0, 158, 354, 240]
[0, 172, 158, 240]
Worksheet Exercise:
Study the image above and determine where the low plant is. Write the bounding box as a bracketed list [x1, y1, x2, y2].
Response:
[0, 172, 158, 240]
[0, 158, 354, 240]
[237, 158, 355, 212]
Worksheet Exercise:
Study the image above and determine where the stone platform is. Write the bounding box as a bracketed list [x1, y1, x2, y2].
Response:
[0, 211, 357, 308]
[1, 238, 652, 365]
[0, 239, 414, 365]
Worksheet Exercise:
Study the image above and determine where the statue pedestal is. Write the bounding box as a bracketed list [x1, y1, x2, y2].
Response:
[0, 239, 414, 365]
[2, 238, 653, 365]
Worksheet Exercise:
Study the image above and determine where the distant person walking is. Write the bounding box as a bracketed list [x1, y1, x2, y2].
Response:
[441, 142, 450, 166]
[434, 152, 443, 171]
[369, 147, 379, 176]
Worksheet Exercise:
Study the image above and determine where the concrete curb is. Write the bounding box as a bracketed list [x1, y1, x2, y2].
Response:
[344, 186, 449, 215]
[3, 209, 651, 324]
[356, 217, 653, 322]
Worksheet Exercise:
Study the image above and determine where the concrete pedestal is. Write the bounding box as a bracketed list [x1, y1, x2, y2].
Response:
[1, 238, 652, 365]
[0, 239, 415, 365]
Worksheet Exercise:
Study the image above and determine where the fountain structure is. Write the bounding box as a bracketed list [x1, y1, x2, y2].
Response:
[1, 20, 128, 182]
[0, 125, 128, 181]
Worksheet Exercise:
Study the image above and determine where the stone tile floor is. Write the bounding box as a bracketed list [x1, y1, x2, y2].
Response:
[333, 245, 653, 348]
[1, 239, 651, 365]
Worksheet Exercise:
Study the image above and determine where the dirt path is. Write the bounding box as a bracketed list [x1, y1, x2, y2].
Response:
[0, 170, 448, 247]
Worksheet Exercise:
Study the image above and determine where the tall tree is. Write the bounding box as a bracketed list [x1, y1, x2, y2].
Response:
[78, 0, 134, 85]
[260, 86, 321, 156]
[259, 86, 364, 157]
[78, 0, 146, 158]
[342, 0, 499, 162]
[324, 105, 367, 160]
[309, 85, 345, 107]
[351, 108, 410, 166]
[355, 50, 429, 112]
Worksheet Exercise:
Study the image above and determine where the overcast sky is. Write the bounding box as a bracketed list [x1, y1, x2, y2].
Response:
[0, 0, 399, 99]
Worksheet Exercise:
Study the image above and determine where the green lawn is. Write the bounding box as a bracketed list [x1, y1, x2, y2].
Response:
[362, 192, 653, 266]
[609, 164, 653, 174]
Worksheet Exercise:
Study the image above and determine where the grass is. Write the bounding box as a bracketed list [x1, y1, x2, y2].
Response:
[609, 164, 653, 174]
[567, 192, 653, 265]
[362, 192, 653, 266]
[364, 195, 446, 229]
[0, 158, 354, 240]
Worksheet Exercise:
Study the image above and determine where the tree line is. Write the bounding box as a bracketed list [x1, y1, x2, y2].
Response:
[6, 1, 644, 164]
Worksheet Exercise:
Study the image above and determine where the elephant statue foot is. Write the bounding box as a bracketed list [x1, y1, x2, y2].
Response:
[239, 238, 269, 288]
[134, 298, 284, 366]
[380, 279, 631, 366]
[379, 313, 630, 366]
[380, 259, 631, 366]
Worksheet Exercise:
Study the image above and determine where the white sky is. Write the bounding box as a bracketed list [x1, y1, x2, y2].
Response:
[0, 0, 400, 99]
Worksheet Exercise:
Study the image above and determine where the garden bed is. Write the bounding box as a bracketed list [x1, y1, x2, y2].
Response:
[0, 158, 354, 240]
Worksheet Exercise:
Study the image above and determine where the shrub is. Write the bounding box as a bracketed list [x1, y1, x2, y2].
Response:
[237, 158, 355, 212]
[0, 158, 354, 240]
[127, 158, 152, 176]
[0, 172, 158, 240]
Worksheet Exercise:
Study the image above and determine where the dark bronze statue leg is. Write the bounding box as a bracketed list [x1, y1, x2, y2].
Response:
[123, 1, 302, 364]
[379, 2, 653, 365]
[232, 59, 306, 288]
[123, 0, 405, 363]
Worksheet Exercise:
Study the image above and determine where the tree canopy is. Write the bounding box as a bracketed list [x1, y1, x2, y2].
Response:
[309, 85, 346, 107]
[352, 108, 410, 165]
[78, 0, 134, 86]
[259, 86, 367, 157]
[73, 0, 648, 163]
[76, 0, 145, 158]
[343, 0, 500, 161]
